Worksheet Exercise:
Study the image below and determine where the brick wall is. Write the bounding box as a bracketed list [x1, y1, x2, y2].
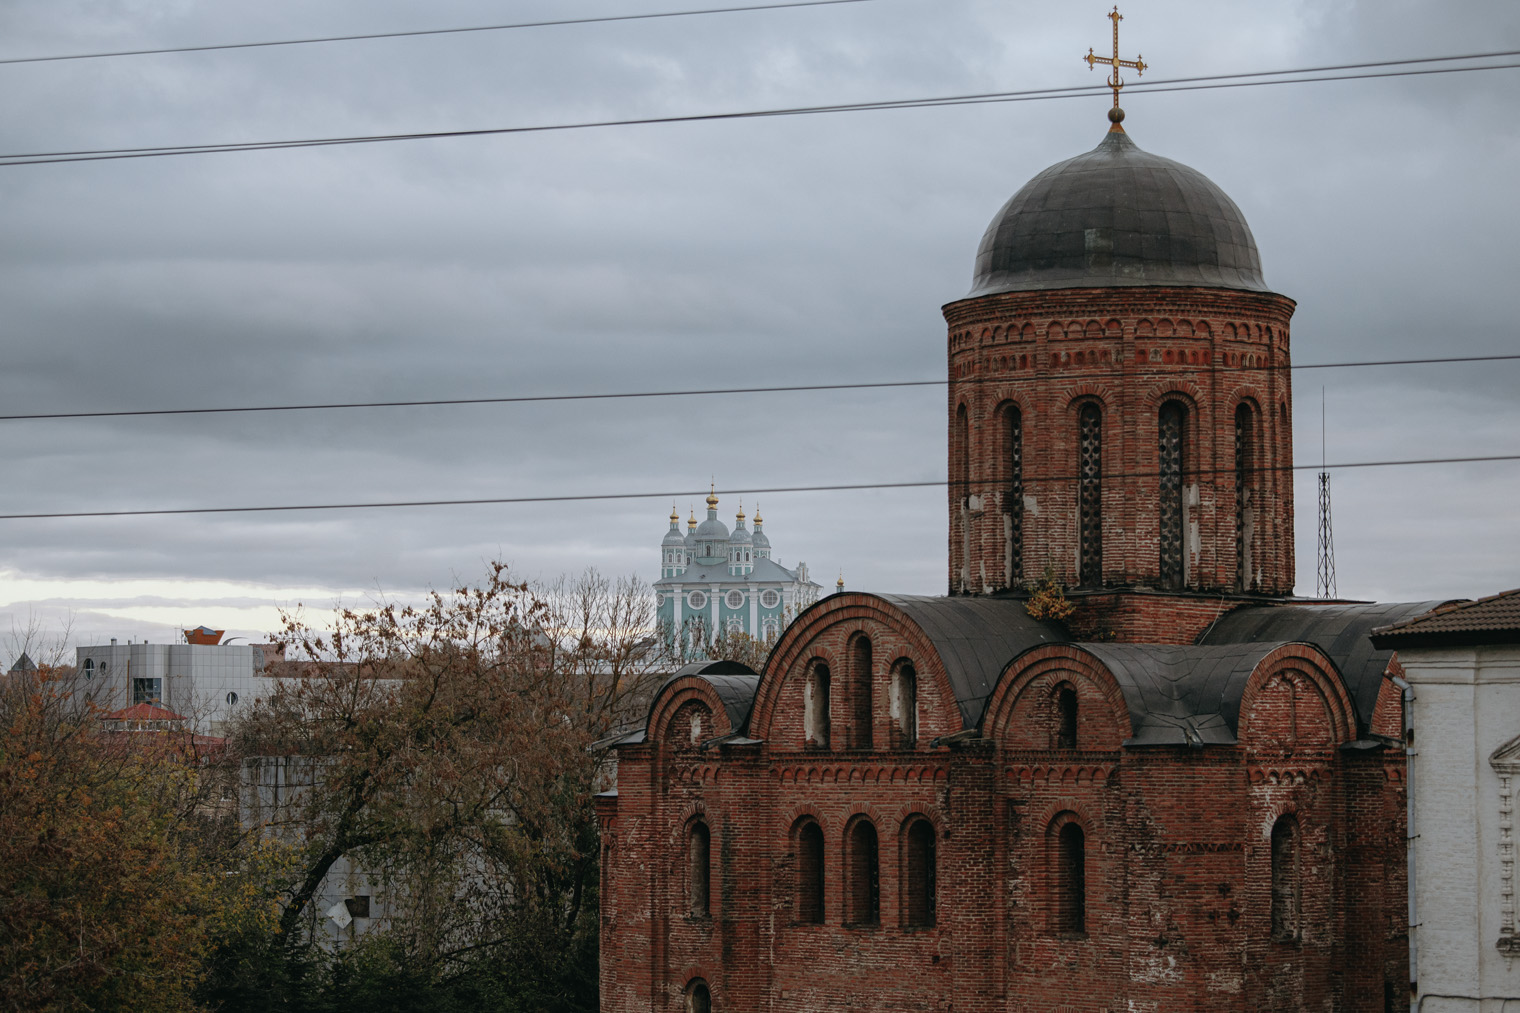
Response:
[599, 597, 1409, 1012]
[943, 287, 1297, 598]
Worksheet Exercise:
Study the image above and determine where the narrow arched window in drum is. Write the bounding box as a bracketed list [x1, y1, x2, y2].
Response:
[1005, 404, 1024, 585]
[1078, 404, 1103, 586]
[1158, 401, 1186, 589]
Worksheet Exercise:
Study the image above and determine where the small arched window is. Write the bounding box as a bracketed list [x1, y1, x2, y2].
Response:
[846, 820, 880, 926]
[689, 821, 711, 917]
[1235, 402, 1257, 591]
[1270, 815, 1301, 941]
[686, 980, 712, 1013]
[1158, 400, 1187, 589]
[796, 820, 825, 924]
[891, 660, 918, 747]
[82, 658, 94, 680]
[1005, 403, 1024, 585]
[1055, 683, 1078, 750]
[1078, 403, 1103, 586]
[805, 663, 831, 748]
[1055, 819, 1087, 935]
[850, 635, 873, 750]
[904, 818, 936, 928]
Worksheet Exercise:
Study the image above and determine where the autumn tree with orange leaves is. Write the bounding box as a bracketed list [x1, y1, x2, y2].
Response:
[0, 665, 223, 1012]
[203, 564, 668, 1012]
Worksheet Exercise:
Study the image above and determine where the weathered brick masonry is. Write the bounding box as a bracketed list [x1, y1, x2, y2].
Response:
[945, 287, 1296, 599]
[599, 596, 1413, 1012]
[600, 121, 1415, 1012]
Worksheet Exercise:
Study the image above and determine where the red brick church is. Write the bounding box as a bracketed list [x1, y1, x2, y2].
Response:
[598, 81, 1424, 1013]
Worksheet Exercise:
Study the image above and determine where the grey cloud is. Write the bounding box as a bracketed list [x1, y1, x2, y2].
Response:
[0, 0, 1515, 636]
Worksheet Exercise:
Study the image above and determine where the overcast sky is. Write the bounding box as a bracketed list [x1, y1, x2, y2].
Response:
[0, 0, 1516, 654]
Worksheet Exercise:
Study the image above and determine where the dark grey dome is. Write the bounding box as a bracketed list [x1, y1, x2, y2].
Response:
[969, 128, 1269, 297]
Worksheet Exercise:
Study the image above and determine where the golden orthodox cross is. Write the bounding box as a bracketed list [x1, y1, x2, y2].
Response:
[1084, 6, 1147, 110]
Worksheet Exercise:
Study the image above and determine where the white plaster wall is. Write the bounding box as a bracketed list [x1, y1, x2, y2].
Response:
[1401, 644, 1520, 1011]
[74, 642, 262, 735]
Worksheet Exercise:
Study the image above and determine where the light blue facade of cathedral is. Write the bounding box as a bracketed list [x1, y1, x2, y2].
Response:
[655, 490, 824, 653]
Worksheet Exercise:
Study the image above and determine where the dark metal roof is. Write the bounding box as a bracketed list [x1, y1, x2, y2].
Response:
[640, 661, 760, 743]
[968, 128, 1271, 298]
[1080, 642, 1278, 746]
[1369, 588, 1520, 648]
[875, 594, 1067, 729]
[1199, 600, 1445, 734]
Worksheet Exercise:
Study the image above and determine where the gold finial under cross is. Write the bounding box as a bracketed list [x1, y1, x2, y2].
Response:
[1084, 6, 1147, 114]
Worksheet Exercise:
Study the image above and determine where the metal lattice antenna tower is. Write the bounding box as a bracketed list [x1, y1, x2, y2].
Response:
[1316, 389, 1337, 599]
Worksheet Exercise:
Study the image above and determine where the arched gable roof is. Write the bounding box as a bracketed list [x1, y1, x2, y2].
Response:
[1078, 642, 1278, 746]
[655, 661, 760, 730]
[626, 661, 759, 746]
[1199, 600, 1446, 735]
[873, 594, 1067, 728]
[1000, 640, 1356, 747]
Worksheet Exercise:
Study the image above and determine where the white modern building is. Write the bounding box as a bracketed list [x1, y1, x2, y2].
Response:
[75, 628, 279, 735]
[1372, 589, 1520, 1012]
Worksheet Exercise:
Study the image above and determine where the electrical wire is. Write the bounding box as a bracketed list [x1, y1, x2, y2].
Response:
[0, 0, 895, 66]
[2, 353, 1514, 423]
[2, 454, 1516, 522]
[3, 53, 1517, 167]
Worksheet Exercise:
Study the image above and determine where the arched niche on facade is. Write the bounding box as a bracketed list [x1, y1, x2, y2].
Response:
[647, 674, 742, 748]
[981, 645, 1130, 751]
[749, 593, 962, 747]
[1236, 644, 1357, 751]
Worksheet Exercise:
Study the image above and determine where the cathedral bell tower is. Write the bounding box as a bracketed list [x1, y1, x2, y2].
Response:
[945, 17, 1295, 600]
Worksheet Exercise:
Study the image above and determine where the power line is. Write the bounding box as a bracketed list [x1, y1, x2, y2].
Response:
[3, 53, 1518, 167]
[3, 454, 1516, 522]
[2, 353, 1514, 423]
[0, 0, 894, 66]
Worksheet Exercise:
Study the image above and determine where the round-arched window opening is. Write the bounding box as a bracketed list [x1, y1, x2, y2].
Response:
[226, 691, 239, 707]
[686, 980, 712, 1013]
[725, 590, 745, 609]
[83, 658, 95, 680]
[688, 591, 707, 610]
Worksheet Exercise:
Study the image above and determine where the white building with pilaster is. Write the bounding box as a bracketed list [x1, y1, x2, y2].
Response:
[1371, 589, 1520, 1012]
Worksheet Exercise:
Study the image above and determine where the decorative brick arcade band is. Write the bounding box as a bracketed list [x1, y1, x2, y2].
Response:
[597, 594, 1423, 1012]
[946, 156, 1296, 599]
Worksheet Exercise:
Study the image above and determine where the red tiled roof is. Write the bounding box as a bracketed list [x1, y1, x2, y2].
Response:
[1370, 588, 1520, 648]
[103, 702, 186, 722]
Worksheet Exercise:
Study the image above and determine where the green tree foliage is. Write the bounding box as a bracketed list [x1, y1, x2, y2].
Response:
[0, 667, 219, 1012]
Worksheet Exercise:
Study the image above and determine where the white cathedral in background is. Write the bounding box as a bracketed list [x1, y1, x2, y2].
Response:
[654, 488, 824, 655]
